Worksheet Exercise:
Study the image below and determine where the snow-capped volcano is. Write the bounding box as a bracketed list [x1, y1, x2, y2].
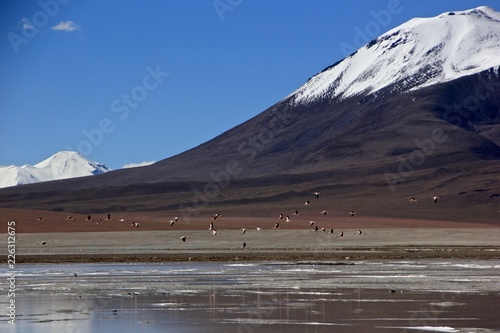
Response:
[0, 7, 499, 222]
[289, 6, 500, 104]
[0, 151, 109, 188]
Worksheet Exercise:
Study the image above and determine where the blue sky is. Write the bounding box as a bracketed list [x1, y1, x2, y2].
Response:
[1, 0, 498, 170]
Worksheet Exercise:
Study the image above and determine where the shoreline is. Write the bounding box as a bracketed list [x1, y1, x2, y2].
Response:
[7, 246, 500, 263]
[3, 228, 500, 263]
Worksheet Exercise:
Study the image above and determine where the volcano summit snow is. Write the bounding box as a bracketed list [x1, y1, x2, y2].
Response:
[289, 6, 500, 104]
[0, 152, 109, 188]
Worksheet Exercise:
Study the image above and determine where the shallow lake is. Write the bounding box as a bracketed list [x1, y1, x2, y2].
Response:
[1, 260, 499, 332]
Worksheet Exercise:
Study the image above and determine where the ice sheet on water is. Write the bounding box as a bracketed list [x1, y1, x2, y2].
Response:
[402, 326, 459, 332]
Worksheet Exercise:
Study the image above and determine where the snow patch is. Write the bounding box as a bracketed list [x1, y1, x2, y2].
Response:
[288, 6, 500, 105]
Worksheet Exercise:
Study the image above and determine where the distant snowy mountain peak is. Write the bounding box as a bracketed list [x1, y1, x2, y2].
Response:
[289, 6, 500, 105]
[34, 151, 109, 178]
[0, 151, 109, 188]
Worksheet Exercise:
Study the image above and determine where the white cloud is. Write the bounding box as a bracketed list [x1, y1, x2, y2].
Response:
[51, 21, 80, 32]
[19, 18, 34, 30]
[122, 161, 156, 169]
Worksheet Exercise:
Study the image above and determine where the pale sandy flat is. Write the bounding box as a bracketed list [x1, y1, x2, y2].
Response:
[1, 228, 499, 262]
[1, 208, 499, 262]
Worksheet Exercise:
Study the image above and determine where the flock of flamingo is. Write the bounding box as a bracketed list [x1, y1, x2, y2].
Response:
[34, 192, 441, 248]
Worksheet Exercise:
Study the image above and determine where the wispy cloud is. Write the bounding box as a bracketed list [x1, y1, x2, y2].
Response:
[19, 18, 34, 30]
[51, 21, 80, 32]
[122, 161, 156, 169]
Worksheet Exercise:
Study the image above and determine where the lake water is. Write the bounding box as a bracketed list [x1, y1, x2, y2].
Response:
[1, 260, 499, 332]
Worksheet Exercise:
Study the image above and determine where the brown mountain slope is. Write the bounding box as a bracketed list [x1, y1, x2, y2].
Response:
[0, 69, 499, 224]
